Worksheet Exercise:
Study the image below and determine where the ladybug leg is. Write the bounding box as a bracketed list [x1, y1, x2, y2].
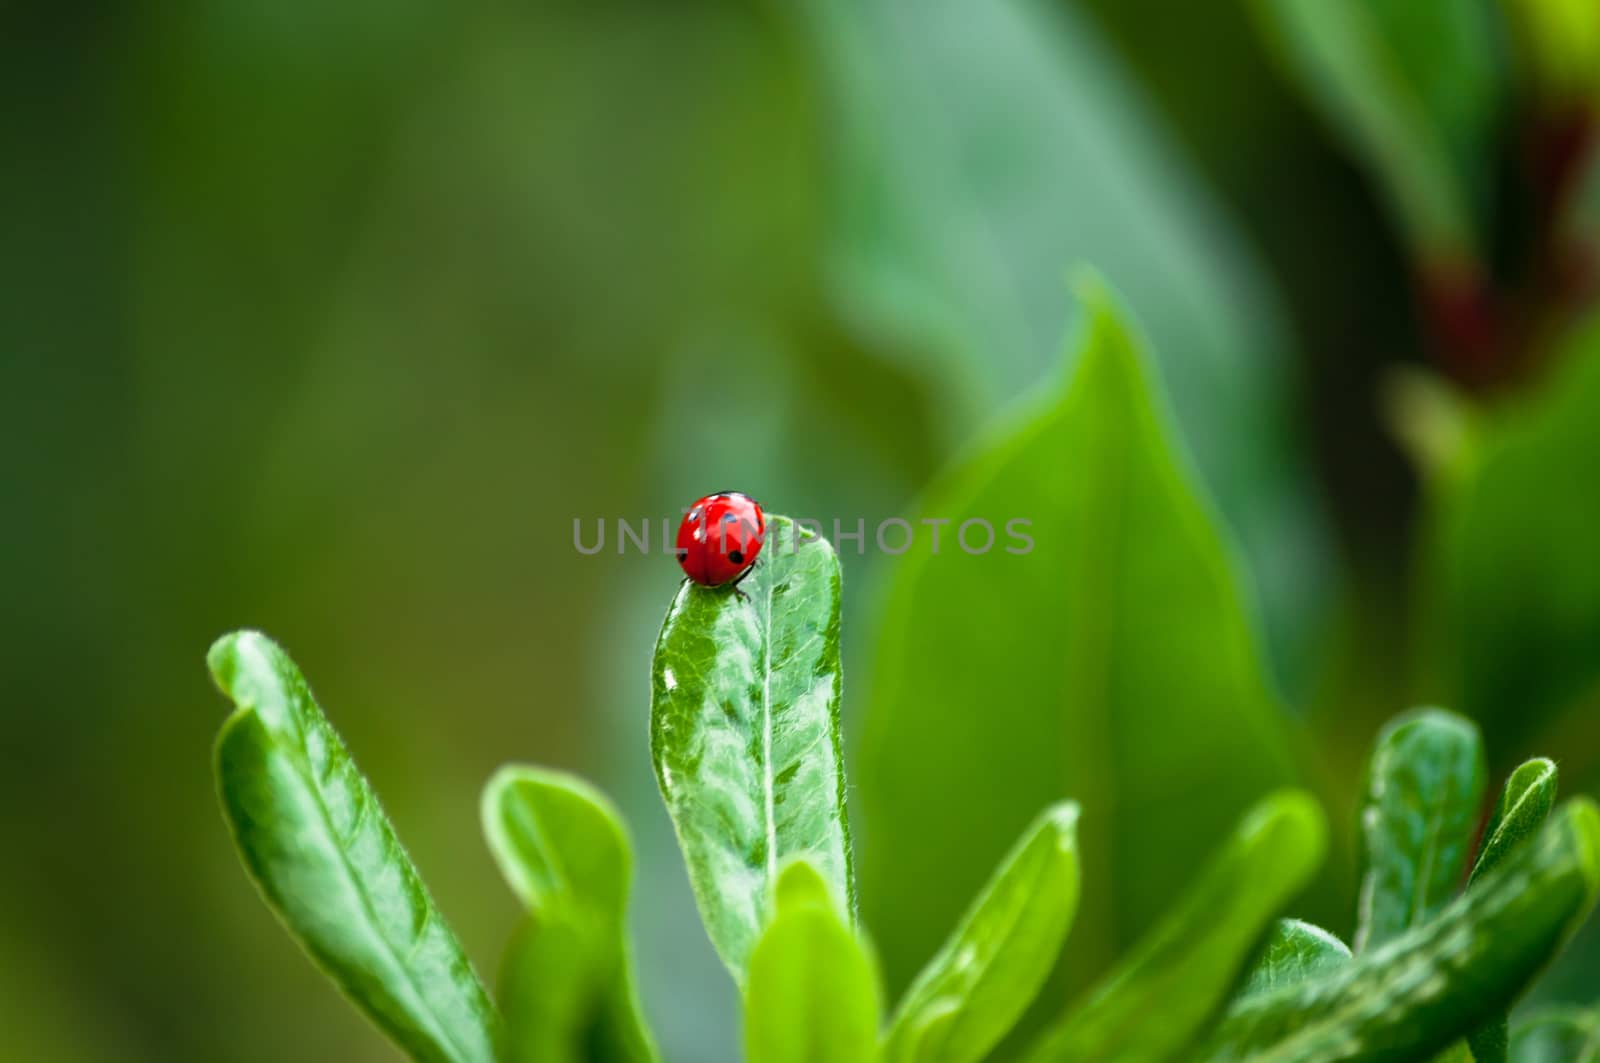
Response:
[730, 558, 759, 604]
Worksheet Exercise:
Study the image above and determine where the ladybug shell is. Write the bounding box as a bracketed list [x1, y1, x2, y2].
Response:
[676, 492, 765, 587]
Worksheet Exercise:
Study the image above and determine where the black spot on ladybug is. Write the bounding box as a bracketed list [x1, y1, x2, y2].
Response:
[688, 509, 701, 523]
[728, 550, 744, 565]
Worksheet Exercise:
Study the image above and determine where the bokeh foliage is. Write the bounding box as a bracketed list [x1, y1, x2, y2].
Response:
[5, 0, 1600, 1059]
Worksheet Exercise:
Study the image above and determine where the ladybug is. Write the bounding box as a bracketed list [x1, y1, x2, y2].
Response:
[676, 491, 765, 588]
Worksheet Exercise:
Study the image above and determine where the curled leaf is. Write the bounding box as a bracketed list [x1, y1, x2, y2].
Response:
[482, 767, 658, 1063]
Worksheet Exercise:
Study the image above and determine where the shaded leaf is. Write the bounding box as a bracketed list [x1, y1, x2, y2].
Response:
[651, 515, 851, 983]
[1249, 0, 1501, 262]
[859, 278, 1300, 998]
[1464, 759, 1558, 1063]
[883, 803, 1081, 1063]
[1022, 791, 1326, 1062]
[1353, 708, 1487, 952]
[1417, 318, 1600, 759]
[1510, 1007, 1600, 1062]
[1238, 920, 1352, 1001]
[1196, 798, 1600, 1062]
[743, 860, 879, 1063]
[482, 767, 657, 1063]
[793, 0, 1329, 690]
[209, 631, 501, 1063]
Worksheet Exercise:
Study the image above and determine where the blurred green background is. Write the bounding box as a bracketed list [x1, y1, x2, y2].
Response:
[5, 0, 1599, 1060]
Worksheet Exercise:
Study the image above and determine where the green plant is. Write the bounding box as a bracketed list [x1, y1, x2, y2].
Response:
[211, 288, 1600, 1062]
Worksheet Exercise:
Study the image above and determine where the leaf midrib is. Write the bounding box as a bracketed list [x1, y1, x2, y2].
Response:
[894, 834, 1051, 1054]
[938, 843, 1058, 1053]
[1060, 362, 1127, 962]
[1408, 766, 1451, 930]
[256, 698, 477, 1062]
[761, 557, 779, 886]
[1473, 762, 1554, 883]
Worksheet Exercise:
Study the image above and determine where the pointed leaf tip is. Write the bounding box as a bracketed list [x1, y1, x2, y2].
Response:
[774, 858, 836, 913]
[1066, 274, 1142, 380]
[745, 859, 877, 1063]
[858, 283, 1299, 994]
[884, 801, 1083, 1063]
[1020, 789, 1324, 1063]
[1045, 801, 1081, 846]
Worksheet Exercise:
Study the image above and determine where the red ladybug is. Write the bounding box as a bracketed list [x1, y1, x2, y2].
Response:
[676, 491, 765, 588]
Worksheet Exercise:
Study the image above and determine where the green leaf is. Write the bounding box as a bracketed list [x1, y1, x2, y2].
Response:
[1463, 759, 1559, 1063]
[1418, 318, 1600, 759]
[1022, 791, 1326, 1062]
[1478, 762, 1560, 865]
[1353, 708, 1487, 952]
[792, 0, 1329, 692]
[1196, 797, 1600, 1063]
[651, 515, 852, 983]
[1238, 920, 1352, 1001]
[883, 803, 1081, 1063]
[1510, 1007, 1600, 1062]
[743, 860, 880, 1063]
[481, 767, 658, 1063]
[208, 631, 502, 1063]
[858, 278, 1300, 999]
[1249, 0, 1501, 263]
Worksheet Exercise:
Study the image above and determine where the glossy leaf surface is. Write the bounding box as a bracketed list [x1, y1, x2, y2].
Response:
[1353, 708, 1487, 952]
[883, 803, 1081, 1063]
[743, 860, 879, 1063]
[1197, 798, 1600, 1062]
[210, 631, 501, 1063]
[1022, 791, 1326, 1062]
[859, 280, 1299, 996]
[651, 515, 851, 983]
[483, 767, 657, 1063]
